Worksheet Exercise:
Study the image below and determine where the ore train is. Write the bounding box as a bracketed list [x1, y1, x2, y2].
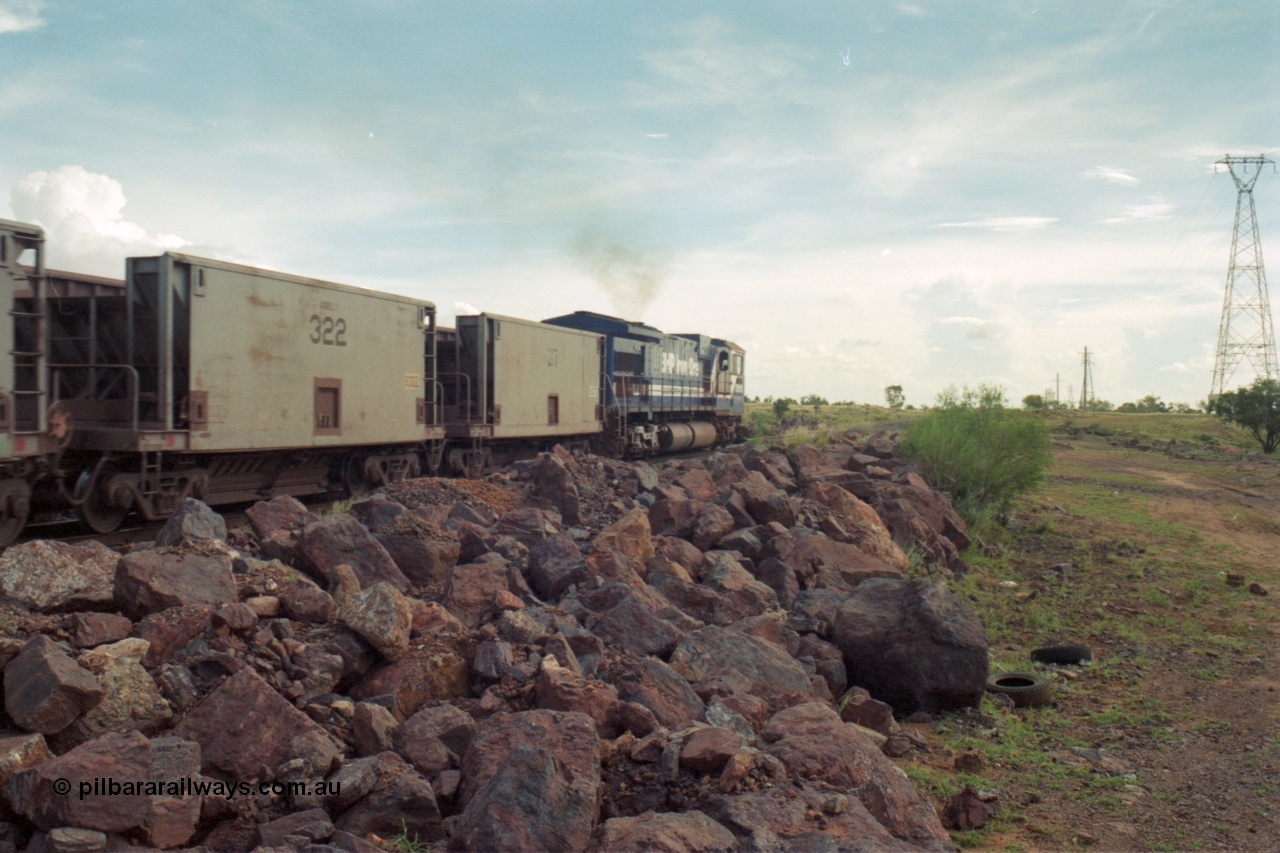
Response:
[0, 217, 746, 545]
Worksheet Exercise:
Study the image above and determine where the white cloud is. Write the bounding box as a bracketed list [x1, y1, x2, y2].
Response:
[1084, 166, 1140, 186]
[1103, 198, 1175, 224]
[11, 166, 188, 276]
[0, 0, 42, 34]
[938, 217, 1058, 231]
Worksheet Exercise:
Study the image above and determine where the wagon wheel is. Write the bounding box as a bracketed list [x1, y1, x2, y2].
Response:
[343, 455, 373, 497]
[76, 464, 129, 534]
[0, 480, 31, 547]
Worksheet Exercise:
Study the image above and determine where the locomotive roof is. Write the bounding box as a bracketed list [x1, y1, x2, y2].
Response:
[542, 310, 666, 342]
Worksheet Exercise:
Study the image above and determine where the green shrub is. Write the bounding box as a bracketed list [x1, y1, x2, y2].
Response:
[900, 384, 1052, 523]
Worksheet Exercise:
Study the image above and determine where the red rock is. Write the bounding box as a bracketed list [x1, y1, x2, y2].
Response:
[410, 600, 466, 637]
[113, 551, 236, 618]
[668, 626, 814, 714]
[297, 512, 410, 592]
[211, 602, 257, 634]
[648, 498, 706, 540]
[760, 703, 950, 849]
[528, 534, 591, 600]
[0, 733, 51, 819]
[4, 635, 105, 735]
[442, 556, 531, 629]
[352, 702, 400, 757]
[838, 686, 895, 735]
[453, 710, 601, 853]
[173, 669, 340, 779]
[333, 752, 442, 842]
[7, 731, 201, 847]
[246, 494, 317, 540]
[732, 471, 797, 527]
[587, 508, 654, 586]
[766, 528, 902, 595]
[153, 498, 226, 547]
[833, 577, 988, 715]
[258, 807, 335, 848]
[691, 504, 736, 552]
[606, 656, 705, 729]
[570, 583, 695, 658]
[492, 506, 560, 549]
[341, 582, 412, 661]
[0, 540, 119, 613]
[680, 726, 743, 773]
[591, 810, 739, 853]
[702, 553, 777, 622]
[69, 613, 133, 649]
[652, 536, 705, 575]
[352, 649, 469, 717]
[534, 657, 620, 737]
[51, 638, 171, 751]
[279, 577, 335, 623]
[804, 482, 910, 572]
[394, 704, 476, 763]
[134, 605, 212, 667]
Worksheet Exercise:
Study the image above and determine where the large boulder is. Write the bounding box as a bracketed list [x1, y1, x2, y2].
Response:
[452, 710, 601, 852]
[590, 810, 738, 853]
[4, 635, 105, 735]
[153, 498, 226, 547]
[341, 582, 413, 661]
[297, 512, 410, 591]
[605, 656, 706, 729]
[569, 583, 699, 658]
[50, 638, 171, 751]
[442, 556, 534, 629]
[760, 703, 952, 849]
[0, 541, 119, 613]
[7, 731, 202, 848]
[833, 577, 988, 715]
[804, 481, 911, 572]
[173, 669, 340, 779]
[765, 528, 902, 595]
[114, 551, 236, 618]
[668, 626, 814, 714]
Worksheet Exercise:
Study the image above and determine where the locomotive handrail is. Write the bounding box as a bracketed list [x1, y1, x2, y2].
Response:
[49, 363, 140, 433]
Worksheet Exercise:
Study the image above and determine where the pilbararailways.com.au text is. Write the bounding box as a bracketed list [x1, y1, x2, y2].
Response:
[53, 777, 339, 801]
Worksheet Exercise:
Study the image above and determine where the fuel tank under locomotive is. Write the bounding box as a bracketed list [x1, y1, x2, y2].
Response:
[659, 421, 718, 452]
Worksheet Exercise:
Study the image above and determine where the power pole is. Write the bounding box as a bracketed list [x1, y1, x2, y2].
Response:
[1080, 347, 1094, 410]
[1055, 373, 1061, 408]
[1210, 154, 1277, 400]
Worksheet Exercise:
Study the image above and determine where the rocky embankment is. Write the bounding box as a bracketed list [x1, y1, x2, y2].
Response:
[0, 438, 989, 852]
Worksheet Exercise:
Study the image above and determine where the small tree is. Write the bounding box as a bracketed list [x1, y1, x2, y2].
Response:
[772, 397, 795, 419]
[1022, 393, 1047, 410]
[900, 384, 1052, 525]
[800, 394, 828, 407]
[1209, 377, 1280, 453]
[884, 385, 905, 409]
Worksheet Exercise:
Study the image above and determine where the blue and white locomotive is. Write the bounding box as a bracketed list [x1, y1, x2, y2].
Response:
[543, 311, 747, 457]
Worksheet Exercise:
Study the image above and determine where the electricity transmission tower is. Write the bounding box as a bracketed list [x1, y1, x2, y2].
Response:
[1209, 154, 1277, 400]
[1079, 347, 1094, 410]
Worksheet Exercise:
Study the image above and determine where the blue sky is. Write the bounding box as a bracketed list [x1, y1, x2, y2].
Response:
[2, 1, 1277, 407]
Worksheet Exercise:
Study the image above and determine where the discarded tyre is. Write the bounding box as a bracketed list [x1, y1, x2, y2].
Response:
[986, 671, 1053, 707]
[1030, 645, 1093, 665]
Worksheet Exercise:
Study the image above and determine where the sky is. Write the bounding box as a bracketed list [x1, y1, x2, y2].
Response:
[2, 1, 1277, 408]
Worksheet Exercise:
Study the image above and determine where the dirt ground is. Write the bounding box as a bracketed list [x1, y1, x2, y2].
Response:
[907, 434, 1280, 852]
